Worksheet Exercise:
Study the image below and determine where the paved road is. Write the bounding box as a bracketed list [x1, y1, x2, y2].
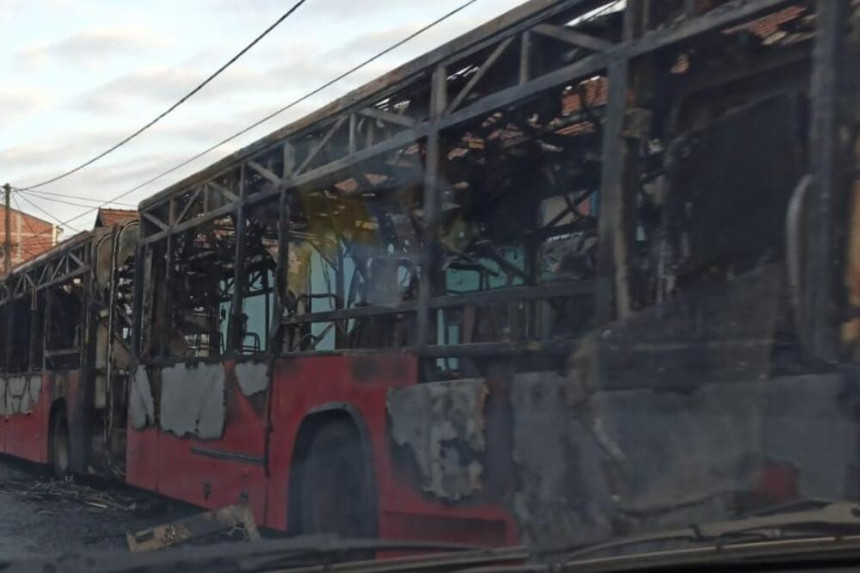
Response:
[0, 455, 198, 561]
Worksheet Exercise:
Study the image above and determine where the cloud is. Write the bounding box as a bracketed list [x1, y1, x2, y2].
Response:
[0, 0, 26, 23]
[0, 87, 50, 127]
[18, 27, 165, 67]
[0, 99, 305, 186]
[71, 47, 375, 115]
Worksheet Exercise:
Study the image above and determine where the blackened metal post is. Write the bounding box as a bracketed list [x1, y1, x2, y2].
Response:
[416, 65, 447, 349]
[230, 165, 248, 355]
[595, 58, 630, 324]
[3, 183, 11, 276]
[810, 0, 852, 361]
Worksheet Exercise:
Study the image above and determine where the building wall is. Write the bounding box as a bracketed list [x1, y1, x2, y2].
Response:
[0, 207, 56, 271]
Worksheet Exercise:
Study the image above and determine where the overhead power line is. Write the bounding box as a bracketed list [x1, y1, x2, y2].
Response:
[19, 0, 309, 191]
[9, 193, 49, 261]
[17, 189, 135, 210]
[14, 191, 83, 233]
[19, 188, 137, 207]
[14, 0, 479, 240]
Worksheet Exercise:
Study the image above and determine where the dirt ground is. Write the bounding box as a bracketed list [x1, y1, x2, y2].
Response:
[0, 455, 200, 560]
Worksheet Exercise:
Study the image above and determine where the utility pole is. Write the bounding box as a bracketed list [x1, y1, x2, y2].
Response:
[3, 183, 10, 276]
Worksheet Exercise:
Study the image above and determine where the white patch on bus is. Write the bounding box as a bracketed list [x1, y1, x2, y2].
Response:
[0, 375, 41, 416]
[235, 362, 268, 397]
[160, 363, 226, 439]
[129, 366, 156, 429]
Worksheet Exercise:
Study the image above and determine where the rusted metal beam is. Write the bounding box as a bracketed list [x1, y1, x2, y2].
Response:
[209, 180, 239, 203]
[358, 107, 417, 128]
[809, 0, 854, 361]
[595, 59, 629, 324]
[626, 0, 790, 57]
[282, 142, 296, 179]
[175, 187, 202, 225]
[140, 0, 791, 223]
[230, 165, 248, 355]
[273, 189, 289, 347]
[532, 22, 612, 51]
[140, 202, 237, 246]
[418, 339, 576, 358]
[139, 0, 597, 212]
[142, 212, 169, 232]
[519, 31, 532, 84]
[295, 116, 348, 176]
[416, 65, 447, 349]
[348, 113, 358, 155]
[284, 280, 593, 324]
[446, 36, 515, 113]
[247, 160, 283, 186]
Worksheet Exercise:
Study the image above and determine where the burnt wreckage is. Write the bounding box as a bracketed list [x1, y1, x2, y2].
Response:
[0, 0, 859, 550]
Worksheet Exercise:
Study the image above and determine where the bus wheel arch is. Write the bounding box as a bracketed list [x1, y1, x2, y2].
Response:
[288, 404, 378, 539]
[48, 399, 70, 478]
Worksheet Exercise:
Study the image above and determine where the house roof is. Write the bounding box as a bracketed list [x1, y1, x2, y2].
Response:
[0, 204, 53, 228]
[95, 208, 137, 228]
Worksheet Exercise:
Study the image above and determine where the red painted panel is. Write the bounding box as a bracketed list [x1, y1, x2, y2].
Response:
[127, 361, 269, 525]
[126, 353, 516, 546]
[126, 426, 158, 491]
[156, 434, 268, 522]
[264, 353, 517, 546]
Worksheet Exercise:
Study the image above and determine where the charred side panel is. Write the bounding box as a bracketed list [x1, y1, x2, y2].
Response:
[579, 266, 784, 393]
[388, 379, 487, 502]
[509, 372, 613, 548]
[385, 366, 860, 549]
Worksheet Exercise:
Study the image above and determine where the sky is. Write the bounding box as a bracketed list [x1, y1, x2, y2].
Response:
[0, 0, 526, 234]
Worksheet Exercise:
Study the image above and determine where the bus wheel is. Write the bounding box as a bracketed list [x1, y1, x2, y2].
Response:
[50, 409, 70, 478]
[298, 420, 376, 540]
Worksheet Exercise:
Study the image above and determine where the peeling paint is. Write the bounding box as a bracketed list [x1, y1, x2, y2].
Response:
[235, 362, 269, 397]
[388, 379, 487, 502]
[129, 367, 155, 429]
[160, 363, 225, 439]
[0, 376, 42, 416]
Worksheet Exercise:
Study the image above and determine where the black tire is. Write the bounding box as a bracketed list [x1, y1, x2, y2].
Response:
[50, 408, 70, 478]
[298, 420, 376, 540]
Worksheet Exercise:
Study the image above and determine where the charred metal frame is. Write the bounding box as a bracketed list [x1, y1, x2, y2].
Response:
[0, 232, 94, 373]
[135, 0, 852, 364]
[809, 0, 856, 360]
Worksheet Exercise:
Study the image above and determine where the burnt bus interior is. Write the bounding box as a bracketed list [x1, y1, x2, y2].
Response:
[0, 221, 139, 476]
[135, 0, 859, 386]
[0, 235, 91, 375]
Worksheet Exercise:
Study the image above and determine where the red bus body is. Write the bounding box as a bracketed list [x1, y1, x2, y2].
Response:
[3, 0, 860, 554]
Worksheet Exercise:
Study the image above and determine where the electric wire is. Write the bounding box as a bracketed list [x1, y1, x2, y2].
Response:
[19, 0, 310, 191]
[11, 0, 478, 239]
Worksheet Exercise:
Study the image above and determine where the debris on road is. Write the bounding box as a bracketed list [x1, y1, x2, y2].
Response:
[0, 475, 141, 513]
[127, 504, 261, 552]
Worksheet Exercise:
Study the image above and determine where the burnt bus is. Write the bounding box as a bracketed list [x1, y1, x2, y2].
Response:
[1, 0, 859, 551]
[0, 218, 137, 477]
